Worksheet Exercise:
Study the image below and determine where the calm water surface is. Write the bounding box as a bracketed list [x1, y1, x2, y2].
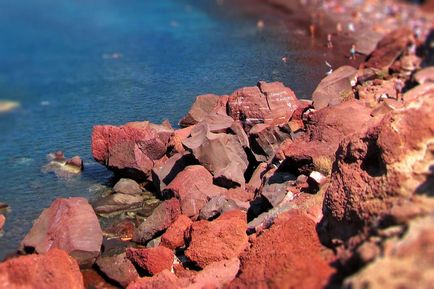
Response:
[0, 0, 326, 258]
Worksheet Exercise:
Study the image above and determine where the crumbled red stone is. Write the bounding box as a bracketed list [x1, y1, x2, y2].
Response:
[160, 215, 192, 249]
[126, 246, 174, 275]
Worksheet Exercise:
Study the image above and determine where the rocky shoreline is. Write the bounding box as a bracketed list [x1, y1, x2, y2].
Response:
[1, 0, 433, 289]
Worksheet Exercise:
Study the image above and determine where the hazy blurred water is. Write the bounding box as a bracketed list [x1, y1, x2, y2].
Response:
[0, 0, 326, 258]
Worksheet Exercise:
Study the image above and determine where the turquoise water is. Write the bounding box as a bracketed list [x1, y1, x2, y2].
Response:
[0, 0, 326, 259]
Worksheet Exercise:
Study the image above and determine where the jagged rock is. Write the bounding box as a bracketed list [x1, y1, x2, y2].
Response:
[163, 165, 226, 218]
[249, 123, 291, 162]
[365, 28, 415, 70]
[229, 212, 334, 289]
[199, 196, 239, 220]
[312, 66, 358, 110]
[185, 211, 248, 268]
[183, 124, 248, 188]
[93, 193, 145, 215]
[113, 178, 142, 195]
[179, 94, 228, 127]
[0, 249, 84, 289]
[161, 215, 192, 250]
[323, 88, 434, 240]
[20, 197, 102, 267]
[126, 270, 181, 289]
[228, 81, 299, 129]
[92, 121, 173, 180]
[357, 78, 397, 108]
[133, 198, 181, 244]
[185, 258, 240, 289]
[126, 246, 174, 275]
[246, 163, 268, 193]
[96, 253, 139, 288]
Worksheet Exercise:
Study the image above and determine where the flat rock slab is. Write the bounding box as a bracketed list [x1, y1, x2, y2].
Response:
[20, 197, 103, 267]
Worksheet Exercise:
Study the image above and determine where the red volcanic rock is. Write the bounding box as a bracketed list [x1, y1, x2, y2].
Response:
[276, 100, 372, 175]
[160, 215, 192, 250]
[249, 123, 291, 162]
[20, 197, 103, 267]
[0, 214, 5, 231]
[225, 187, 255, 203]
[163, 165, 226, 218]
[113, 178, 142, 195]
[96, 253, 139, 287]
[228, 81, 299, 129]
[133, 198, 181, 244]
[186, 258, 240, 289]
[323, 87, 434, 240]
[199, 196, 239, 220]
[126, 246, 174, 275]
[92, 121, 173, 180]
[179, 94, 221, 127]
[246, 162, 268, 193]
[182, 123, 248, 187]
[0, 248, 84, 289]
[82, 269, 118, 289]
[312, 66, 357, 110]
[229, 212, 335, 289]
[185, 211, 248, 268]
[126, 270, 181, 289]
[365, 28, 415, 70]
[170, 126, 195, 154]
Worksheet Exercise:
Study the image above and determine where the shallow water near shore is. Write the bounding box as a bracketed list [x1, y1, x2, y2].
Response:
[0, 0, 327, 259]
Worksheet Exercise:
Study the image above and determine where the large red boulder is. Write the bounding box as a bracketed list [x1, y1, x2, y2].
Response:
[323, 87, 434, 240]
[163, 165, 226, 218]
[160, 215, 193, 249]
[365, 28, 415, 71]
[126, 246, 174, 275]
[179, 94, 223, 127]
[133, 198, 181, 244]
[126, 270, 181, 289]
[20, 197, 103, 267]
[0, 248, 84, 289]
[92, 121, 173, 180]
[185, 210, 248, 268]
[228, 81, 299, 129]
[312, 66, 357, 110]
[182, 123, 248, 187]
[229, 212, 335, 289]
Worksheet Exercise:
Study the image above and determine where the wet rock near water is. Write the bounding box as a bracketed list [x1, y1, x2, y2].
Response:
[96, 253, 139, 288]
[0, 214, 5, 231]
[42, 151, 84, 177]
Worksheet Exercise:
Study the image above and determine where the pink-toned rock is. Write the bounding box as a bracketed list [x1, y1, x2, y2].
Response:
[160, 215, 192, 250]
[0, 214, 5, 231]
[96, 253, 139, 287]
[185, 258, 240, 289]
[126, 270, 181, 289]
[20, 197, 103, 267]
[0, 248, 84, 289]
[126, 246, 174, 275]
[323, 87, 434, 240]
[179, 94, 221, 127]
[228, 81, 299, 129]
[92, 121, 173, 180]
[185, 211, 248, 268]
[65, 156, 84, 171]
[312, 66, 357, 110]
[249, 123, 291, 162]
[246, 162, 268, 193]
[170, 126, 195, 154]
[414, 67, 434, 85]
[163, 165, 226, 218]
[133, 198, 181, 244]
[357, 78, 396, 108]
[182, 123, 248, 187]
[365, 28, 415, 70]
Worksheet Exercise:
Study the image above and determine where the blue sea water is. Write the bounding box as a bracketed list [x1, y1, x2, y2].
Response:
[0, 0, 326, 259]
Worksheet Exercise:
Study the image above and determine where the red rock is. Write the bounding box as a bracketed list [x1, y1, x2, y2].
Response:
[365, 28, 415, 70]
[0, 214, 5, 231]
[414, 67, 434, 85]
[82, 269, 118, 289]
[169, 126, 195, 154]
[126, 246, 174, 275]
[185, 258, 240, 289]
[104, 219, 136, 240]
[323, 88, 434, 240]
[0, 248, 84, 289]
[20, 197, 103, 267]
[126, 270, 181, 289]
[229, 212, 335, 289]
[65, 156, 84, 171]
[246, 163, 268, 193]
[91, 121, 173, 180]
[249, 123, 291, 162]
[357, 79, 396, 108]
[185, 211, 248, 268]
[182, 123, 248, 187]
[113, 178, 142, 195]
[163, 165, 226, 218]
[133, 198, 181, 244]
[96, 253, 139, 287]
[199, 196, 239, 220]
[224, 187, 255, 203]
[179, 94, 221, 127]
[312, 66, 357, 110]
[228, 81, 299, 129]
[160, 215, 192, 250]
